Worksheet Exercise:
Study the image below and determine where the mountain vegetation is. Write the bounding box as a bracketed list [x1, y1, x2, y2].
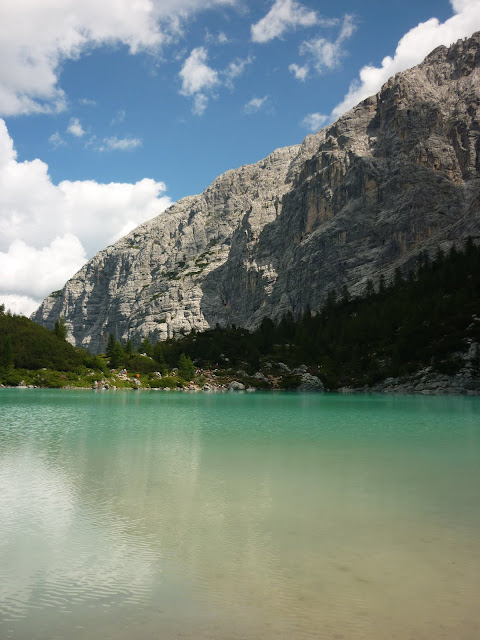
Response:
[0, 306, 107, 387]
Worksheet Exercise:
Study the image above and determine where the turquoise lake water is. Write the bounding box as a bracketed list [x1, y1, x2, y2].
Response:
[0, 389, 479, 639]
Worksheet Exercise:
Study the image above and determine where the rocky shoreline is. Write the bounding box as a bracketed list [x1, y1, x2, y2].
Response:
[2, 364, 479, 395]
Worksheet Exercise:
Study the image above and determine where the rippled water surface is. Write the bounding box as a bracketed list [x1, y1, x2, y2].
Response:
[0, 389, 479, 639]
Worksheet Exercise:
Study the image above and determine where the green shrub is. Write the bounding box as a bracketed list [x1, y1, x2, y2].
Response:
[278, 374, 301, 390]
[150, 376, 180, 389]
[127, 354, 157, 373]
[1, 369, 26, 386]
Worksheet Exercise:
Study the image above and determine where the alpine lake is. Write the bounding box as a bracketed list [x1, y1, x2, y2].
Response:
[0, 388, 479, 640]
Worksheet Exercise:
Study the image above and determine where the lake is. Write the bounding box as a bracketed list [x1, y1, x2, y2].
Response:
[0, 389, 479, 639]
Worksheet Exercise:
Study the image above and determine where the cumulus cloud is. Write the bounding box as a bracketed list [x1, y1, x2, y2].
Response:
[0, 0, 237, 116]
[179, 47, 219, 95]
[49, 132, 65, 149]
[301, 112, 328, 131]
[100, 136, 143, 151]
[224, 56, 254, 89]
[244, 96, 268, 114]
[331, 0, 480, 120]
[67, 117, 85, 137]
[179, 46, 219, 114]
[288, 63, 309, 81]
[0, 119, 172, 316]
[179, 48, 252, 114]
[205, 30, 229, 44]
[297, 14, 356, 75]
[251, 0, 318, 43]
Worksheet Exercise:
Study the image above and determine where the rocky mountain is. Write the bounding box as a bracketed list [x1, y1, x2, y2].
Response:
[33, 33, 480, 353]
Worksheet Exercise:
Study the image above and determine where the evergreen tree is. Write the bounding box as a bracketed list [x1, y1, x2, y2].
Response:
[178, 353, 195, 381]
[106, 333, 116, 358]
[378, 274, 386, 296]
[153, 341, 168, 374]
[139, 337, 153, 356]
[53, 318, 67, 340]
[364, 279, 375, 297]
[341, 284, 351, 304]
[109, 341, 125, 369]
[259, 317, 275, 353]
[124, 339, 134, 356]
[0, 336, 14, 370]
[393, 266, 404, 289]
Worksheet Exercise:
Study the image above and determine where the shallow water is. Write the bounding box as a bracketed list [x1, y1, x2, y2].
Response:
[0, 389, 479, 639]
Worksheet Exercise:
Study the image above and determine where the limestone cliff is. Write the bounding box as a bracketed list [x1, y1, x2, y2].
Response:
[33, 33, 480, 352]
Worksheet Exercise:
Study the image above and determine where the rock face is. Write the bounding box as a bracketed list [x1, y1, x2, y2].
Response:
[33, 33, 480, 352]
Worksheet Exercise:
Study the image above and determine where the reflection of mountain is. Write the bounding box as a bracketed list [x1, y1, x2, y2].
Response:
[33, 33, 480, 353]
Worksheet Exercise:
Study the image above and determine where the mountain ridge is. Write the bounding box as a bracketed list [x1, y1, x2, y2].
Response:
[33, 32, 480, 352]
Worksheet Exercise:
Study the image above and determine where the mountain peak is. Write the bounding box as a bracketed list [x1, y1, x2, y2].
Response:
[33, 32, 480, 352]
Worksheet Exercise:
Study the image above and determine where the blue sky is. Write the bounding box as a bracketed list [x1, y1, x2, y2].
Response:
[0, 0, 479, 316]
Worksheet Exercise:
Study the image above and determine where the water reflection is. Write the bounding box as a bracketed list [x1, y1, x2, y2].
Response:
[0, 390, 479, 639]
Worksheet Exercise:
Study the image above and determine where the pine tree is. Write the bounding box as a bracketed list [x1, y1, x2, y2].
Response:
[378, 274, 386, 296]
[365, 279, 375, 297]
[341, 284, 351, 304]
[53, 318, 67, 340]
[0, 336, 14, 370]
[178, 353, 195, 381]
[153, 341, 168, 374]
[139, 337, 153, 357]
[109, 341, 125, 369]
[124, 340, 134, 356]
[106, 333, 116, 358]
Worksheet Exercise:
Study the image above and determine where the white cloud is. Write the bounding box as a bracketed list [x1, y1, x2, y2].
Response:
[193, 94, 209, 116]
[251, 0, 318, 43]
[331, 0, 480, 120]
[79, 98, 96, 106]
[298, 14, 356, 74]
[0, 0, 237, 116]
[288, 63, 309, 81]
[49, 132, 65, 149]
[301, 112, 328, 131]
[179, 47, 220, 95]
[224, 55, 254, 88]
[0, 295, 40, 317]
[179, 47, 252, 114]
[67, 117, 85, 137]
[0, 119, 172, 316]
[205, 30, 229, 44]
[244, 96, 268, 114]
[100, 136, 142, 151]
[179, 46, 219, 114]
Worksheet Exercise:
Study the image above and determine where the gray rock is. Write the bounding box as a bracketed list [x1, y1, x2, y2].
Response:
[292, 365, 308, 375]
[32, 34, 480, 353]
[297, 373, 325, 392]
[228, 381, 246, 391]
